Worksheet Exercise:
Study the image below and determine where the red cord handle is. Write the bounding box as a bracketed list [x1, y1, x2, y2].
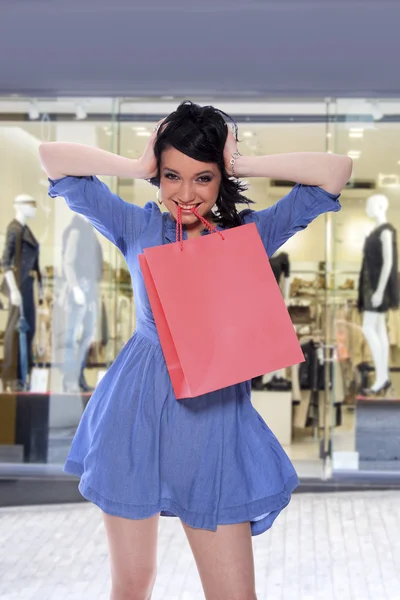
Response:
[175, 205, 225, 251]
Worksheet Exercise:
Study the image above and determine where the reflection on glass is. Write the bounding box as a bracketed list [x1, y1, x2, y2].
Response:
[56, 214, 103, 394]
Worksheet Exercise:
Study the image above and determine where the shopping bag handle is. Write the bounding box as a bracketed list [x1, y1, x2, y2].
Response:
[176, 205, 225, 251]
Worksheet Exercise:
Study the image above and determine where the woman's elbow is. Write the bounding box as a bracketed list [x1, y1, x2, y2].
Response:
[342, 155, 353, 184]
[38, 142, 51, 169]
[323, 155, 353, 195]
[38, 142, 63, 179]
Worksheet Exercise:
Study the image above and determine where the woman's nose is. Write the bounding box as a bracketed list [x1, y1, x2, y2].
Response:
[178, 183, 196, 203]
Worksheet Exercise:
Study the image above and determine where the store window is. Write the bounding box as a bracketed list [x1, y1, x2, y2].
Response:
[2, 96, 379, 486]
[331, 99, 400, 475]
[0, 98, 120, 468]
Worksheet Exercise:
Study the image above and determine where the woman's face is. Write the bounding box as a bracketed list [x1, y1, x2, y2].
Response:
[159, 147, 222, 229]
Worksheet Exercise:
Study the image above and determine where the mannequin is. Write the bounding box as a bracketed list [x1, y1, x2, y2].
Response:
[358, 194, 399, 395]
[1, 195, 43, 391]
[60, 214, 103, 393]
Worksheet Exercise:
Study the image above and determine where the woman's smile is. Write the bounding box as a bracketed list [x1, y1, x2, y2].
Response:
[173, 201, 201, 213]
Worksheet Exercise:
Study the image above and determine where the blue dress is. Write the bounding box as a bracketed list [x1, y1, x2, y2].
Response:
[48, 176, 341, 536]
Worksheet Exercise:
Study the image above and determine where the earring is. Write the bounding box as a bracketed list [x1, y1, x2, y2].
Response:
[156, 189, 162, 205]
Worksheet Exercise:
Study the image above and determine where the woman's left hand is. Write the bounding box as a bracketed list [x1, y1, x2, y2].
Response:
[223, 124, 241, 176]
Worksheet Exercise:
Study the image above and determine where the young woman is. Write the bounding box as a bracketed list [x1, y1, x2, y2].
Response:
[39, 101, 352, 600]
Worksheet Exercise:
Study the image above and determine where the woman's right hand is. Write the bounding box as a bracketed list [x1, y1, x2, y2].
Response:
[136, 119, 165, 179]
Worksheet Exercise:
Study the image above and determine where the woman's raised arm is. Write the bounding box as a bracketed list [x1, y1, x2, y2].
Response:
[39, 142, 145, 181]
[39, 123, 161, 181]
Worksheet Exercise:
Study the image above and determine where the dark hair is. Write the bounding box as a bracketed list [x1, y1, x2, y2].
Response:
[148, 100, 253, 228]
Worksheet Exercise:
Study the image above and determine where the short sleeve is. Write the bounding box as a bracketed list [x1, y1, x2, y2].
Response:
[48, 175, 150, 255]
[241, 183, 341, 257]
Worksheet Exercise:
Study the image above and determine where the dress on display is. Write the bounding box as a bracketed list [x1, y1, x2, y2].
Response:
[48, 176, 341, 536]
[358, 223, 399, 313]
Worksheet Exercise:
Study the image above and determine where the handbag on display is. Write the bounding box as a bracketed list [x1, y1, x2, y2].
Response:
[139, 210, 304, 399]
[287, 304, 311, 324]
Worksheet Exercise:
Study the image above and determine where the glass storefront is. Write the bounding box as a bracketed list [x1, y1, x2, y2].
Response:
[330, 100, 400, 476]
[0, 96, 399, 491]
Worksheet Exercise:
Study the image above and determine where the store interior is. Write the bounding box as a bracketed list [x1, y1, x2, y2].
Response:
[1, 97, 400, 478]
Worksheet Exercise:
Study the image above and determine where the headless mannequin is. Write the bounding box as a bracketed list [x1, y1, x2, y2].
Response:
[61, 214, 102, 393]
[361, 194, 393, 394]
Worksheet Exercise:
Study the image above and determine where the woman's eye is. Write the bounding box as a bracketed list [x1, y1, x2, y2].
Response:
[165, 173, 211, 183]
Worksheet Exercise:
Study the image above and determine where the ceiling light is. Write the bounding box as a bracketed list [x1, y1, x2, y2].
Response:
[28, 101, 40, 120]
[132, 126, 147, 131]
[243, 131, 253, 138]
[348, 151, 361, 159]
[326, 132, 332, 138]
[137, 131, 151, 137]
[75, 104, 87, 120]
[349, 128, 364, 139]
[378, 173, 400, 187]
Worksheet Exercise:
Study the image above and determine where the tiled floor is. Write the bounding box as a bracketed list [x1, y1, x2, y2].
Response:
[1, 491, 400, 599]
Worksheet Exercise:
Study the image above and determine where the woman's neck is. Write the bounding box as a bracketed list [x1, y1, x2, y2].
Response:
[183, 211, 216, 239]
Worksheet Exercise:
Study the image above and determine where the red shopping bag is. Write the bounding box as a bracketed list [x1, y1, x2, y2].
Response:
[139, 210, 304, 399]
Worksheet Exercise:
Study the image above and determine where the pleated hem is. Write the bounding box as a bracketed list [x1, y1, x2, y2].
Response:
[64, 458, 299, 537]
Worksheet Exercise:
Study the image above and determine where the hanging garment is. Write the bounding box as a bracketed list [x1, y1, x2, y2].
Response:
[358, 223, 399, 313]
[269, 252, 290, 285]
[298, 340, 332, 391]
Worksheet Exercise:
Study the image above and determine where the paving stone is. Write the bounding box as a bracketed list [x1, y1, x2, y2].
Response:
[1, 491, 400, 599]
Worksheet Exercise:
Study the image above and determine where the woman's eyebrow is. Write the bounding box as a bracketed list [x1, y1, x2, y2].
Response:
[164, 167, 214, 176]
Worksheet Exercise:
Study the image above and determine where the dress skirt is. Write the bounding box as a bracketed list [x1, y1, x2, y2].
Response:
[64, 322, 299, 537]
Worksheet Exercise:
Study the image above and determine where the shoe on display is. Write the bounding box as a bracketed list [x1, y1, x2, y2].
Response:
[251, 377, 265, 391]
[339, 278, 355, 291]
[4, 379, 26, 392]
[359, 379, 392, 398]
[79, 373, 95, 393]
[264, 376, 292, 392]
[62, 378, 81, 394]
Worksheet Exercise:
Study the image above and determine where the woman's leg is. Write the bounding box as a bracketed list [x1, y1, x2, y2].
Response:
[181, 520, 258, 600]
[103, 512, 160, 600]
